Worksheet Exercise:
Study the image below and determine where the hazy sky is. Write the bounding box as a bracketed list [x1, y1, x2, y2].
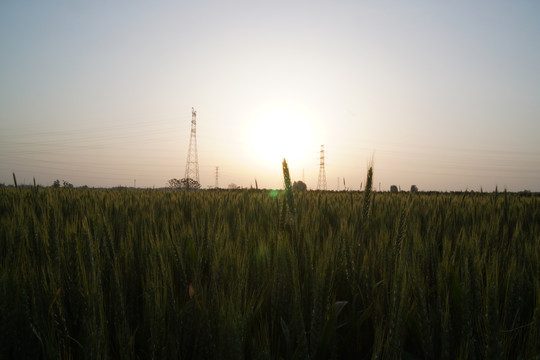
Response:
[1, 1, 539, 190]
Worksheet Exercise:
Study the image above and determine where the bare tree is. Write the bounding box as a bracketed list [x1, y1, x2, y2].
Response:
[168, 178, 201, 190]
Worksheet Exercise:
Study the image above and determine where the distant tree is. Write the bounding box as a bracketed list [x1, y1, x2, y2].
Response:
[390, 185, 398, 193]
[182, 178, 201, 190]
[228, 183, 241, 190]
[410, 184, 419, 193]
[168, 178, 182, 189]
[168, 178, 201, 190]
[62, 180, 74, 188]
[52, 179, 61, 188]
[293, 180, 307, 192]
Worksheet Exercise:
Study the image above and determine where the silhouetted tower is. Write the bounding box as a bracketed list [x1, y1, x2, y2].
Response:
[337, 177, 340, 191]
[184, 107, 200, 184]
[215, 166, 219, 189]
[317, 145, 327, 190]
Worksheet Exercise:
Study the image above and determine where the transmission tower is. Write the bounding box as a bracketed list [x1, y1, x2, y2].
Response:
[317, 145, 327, 190]
[215, 166, 219, 189]
[184, 107, 200, 184]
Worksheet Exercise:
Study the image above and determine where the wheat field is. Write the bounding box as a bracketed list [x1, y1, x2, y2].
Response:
[1, 168, 539, 358]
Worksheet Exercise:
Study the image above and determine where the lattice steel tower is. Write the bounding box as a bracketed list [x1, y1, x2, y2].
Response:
[184, 107, 200, 184]
[317, 144, 327, 190]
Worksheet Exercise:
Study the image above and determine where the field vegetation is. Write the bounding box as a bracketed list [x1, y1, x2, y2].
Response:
[1, 165, 539, 359]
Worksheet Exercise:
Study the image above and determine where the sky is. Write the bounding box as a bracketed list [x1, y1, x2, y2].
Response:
[1, 1, 539, 191]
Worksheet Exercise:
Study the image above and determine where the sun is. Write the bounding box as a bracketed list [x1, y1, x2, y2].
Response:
[249, 106, 316, 168]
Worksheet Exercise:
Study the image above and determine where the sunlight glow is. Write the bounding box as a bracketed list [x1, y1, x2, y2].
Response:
[249, 106, 316, 168]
